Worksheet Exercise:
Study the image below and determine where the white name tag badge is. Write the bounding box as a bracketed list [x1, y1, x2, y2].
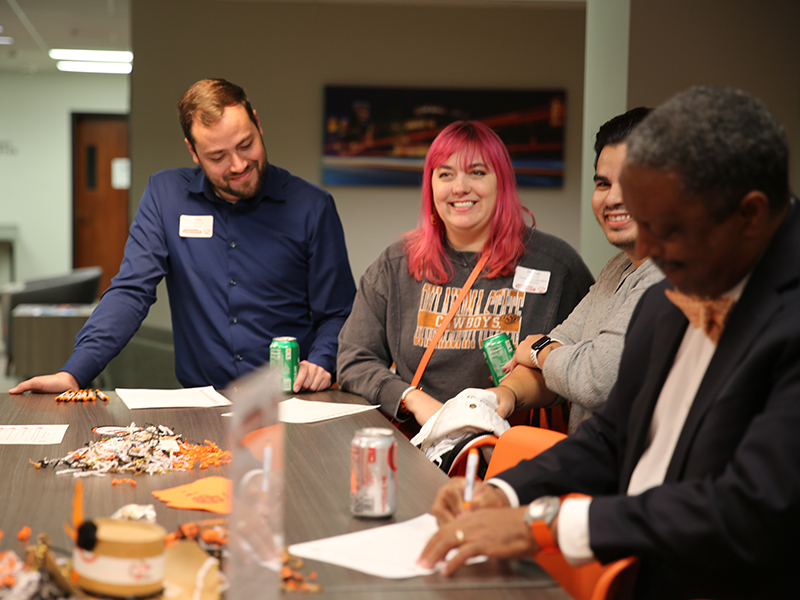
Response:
[179, 215, 214, 238]
[513, 266, 551, 294]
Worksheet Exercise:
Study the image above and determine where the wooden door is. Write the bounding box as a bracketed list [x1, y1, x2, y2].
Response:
[73, 114, 129, 295]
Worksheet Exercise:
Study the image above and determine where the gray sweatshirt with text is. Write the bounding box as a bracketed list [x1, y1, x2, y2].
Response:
[337, 228, 594, 418]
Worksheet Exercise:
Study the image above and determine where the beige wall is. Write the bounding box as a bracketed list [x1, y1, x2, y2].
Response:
[129, 0, 800, 329]
[627, 0, 800, 193]
[131, 0, 587, 287]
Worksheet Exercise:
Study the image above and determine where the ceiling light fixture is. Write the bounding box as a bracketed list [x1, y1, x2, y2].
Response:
[56, 61, 132, 74]
[49, 49, 133, 63]
[0, 36, 14, 45]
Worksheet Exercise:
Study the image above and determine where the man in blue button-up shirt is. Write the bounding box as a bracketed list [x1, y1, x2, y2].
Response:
[11, 79, 356, 393]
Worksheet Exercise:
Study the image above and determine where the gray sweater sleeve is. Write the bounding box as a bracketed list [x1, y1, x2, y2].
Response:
[542, 257, 663, 417]
[336, 249, 409, 418]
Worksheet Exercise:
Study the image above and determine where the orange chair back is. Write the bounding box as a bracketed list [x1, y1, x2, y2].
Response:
[485, 426, 639, 600]
[484, 425, 566, 479]
[534, 553, 638, 600]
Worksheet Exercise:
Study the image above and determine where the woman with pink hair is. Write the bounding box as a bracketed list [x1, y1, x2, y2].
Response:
[337, 121, 592, 431]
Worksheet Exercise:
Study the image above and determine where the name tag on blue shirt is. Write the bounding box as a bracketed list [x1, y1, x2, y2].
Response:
[179, 215, 214, 238]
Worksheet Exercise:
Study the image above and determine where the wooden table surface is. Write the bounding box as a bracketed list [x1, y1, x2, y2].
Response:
[0, 390, 569, 599]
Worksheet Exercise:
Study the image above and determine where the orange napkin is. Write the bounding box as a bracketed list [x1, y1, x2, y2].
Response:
[152, 477, 232, 514]
[239, 424, 283, 463]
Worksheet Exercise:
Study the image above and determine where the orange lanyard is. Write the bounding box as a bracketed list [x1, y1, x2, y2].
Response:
[410, 252, 490, 387]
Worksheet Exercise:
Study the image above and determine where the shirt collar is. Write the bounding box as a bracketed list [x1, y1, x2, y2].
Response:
[185, 163, 286, 206]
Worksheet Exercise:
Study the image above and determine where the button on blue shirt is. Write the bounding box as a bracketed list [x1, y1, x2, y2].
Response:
[63, 163, 356, 389]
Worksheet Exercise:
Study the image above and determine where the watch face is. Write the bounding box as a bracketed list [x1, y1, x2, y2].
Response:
[532, 336, 552, 352]
[526, 496, 559, 526]
[528, 503, 546, 519]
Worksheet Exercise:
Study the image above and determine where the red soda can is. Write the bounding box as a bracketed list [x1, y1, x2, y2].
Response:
[350, 428, 397, 517]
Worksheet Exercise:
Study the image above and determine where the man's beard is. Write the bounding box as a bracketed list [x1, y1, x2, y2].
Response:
[612, 238, 636, 253]
[215, 159, 267, 200]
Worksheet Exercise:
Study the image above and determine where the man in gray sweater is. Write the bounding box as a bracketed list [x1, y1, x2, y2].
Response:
[494, 108, 663, 433]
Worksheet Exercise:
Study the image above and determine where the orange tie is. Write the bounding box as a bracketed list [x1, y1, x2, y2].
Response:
[664, 289, 735, 345]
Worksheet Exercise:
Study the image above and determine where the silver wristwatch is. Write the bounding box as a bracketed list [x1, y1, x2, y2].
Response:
[524, 495, 560, 527]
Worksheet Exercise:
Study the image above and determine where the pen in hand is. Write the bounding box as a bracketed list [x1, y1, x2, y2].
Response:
[462, 447, 480, 510]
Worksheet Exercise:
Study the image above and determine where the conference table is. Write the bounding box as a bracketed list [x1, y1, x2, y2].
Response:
[0, 390, 569, 599]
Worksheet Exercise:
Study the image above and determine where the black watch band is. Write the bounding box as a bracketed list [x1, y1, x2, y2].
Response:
[530, 336, 555, 369]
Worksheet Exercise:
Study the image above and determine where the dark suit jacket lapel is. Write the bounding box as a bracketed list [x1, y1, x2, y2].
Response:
[664, 202, 800, 482]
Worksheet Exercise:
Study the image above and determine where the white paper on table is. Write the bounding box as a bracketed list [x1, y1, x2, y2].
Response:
[115, 386, 232, 410]
[0, 424, 69, 445]
[278, 398, 378, 423]
[288, 513, 486, 579]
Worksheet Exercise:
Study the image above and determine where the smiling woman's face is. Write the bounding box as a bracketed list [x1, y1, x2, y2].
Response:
[431, 150, 498, 252]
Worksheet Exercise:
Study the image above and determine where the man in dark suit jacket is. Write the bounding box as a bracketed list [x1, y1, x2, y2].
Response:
[419, 86, 800, 599]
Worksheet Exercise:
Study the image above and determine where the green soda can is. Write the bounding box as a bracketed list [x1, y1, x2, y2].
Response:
[270, 336, 300, 392]
[482, 333, 515, 386]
